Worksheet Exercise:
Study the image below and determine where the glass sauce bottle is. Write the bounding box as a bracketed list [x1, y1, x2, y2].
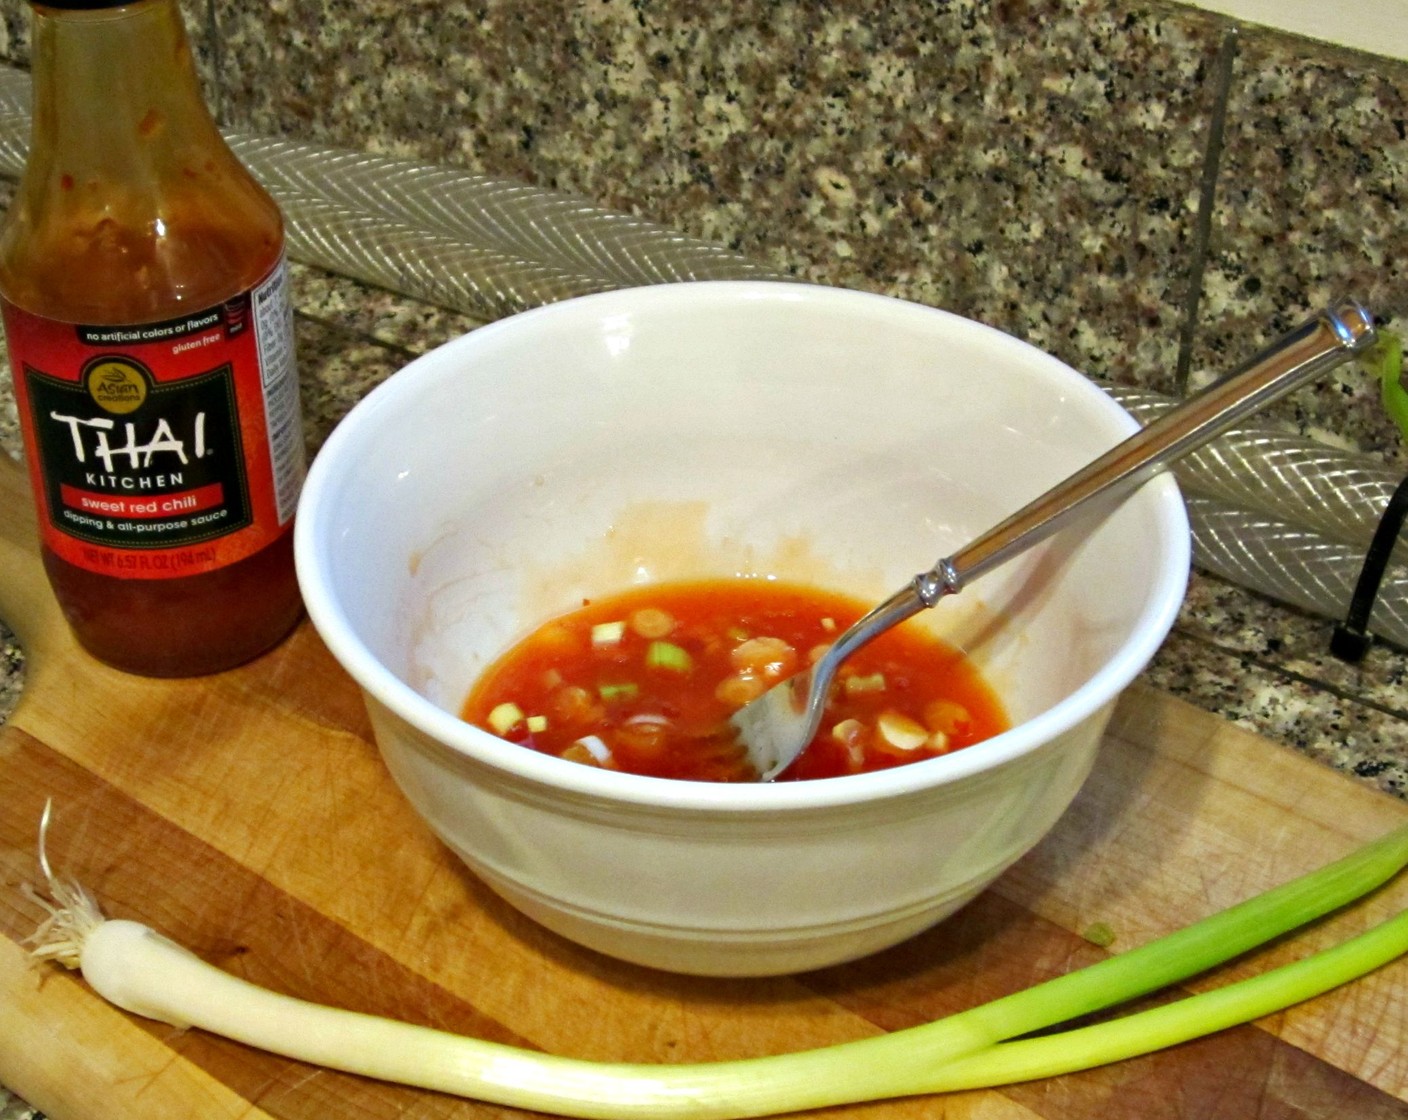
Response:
[0, 0, 305, 676]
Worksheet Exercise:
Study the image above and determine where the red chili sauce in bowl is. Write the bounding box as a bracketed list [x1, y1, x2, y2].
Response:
[461, 579, 1009, 782]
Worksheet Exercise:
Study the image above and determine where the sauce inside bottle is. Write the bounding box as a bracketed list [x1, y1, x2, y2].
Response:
[0, 0, 305, 676]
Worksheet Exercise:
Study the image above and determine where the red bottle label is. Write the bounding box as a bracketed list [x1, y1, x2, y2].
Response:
[5, 257, 304, 579]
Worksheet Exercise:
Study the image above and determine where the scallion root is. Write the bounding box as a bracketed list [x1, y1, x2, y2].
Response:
[21, 800, 105, 971]
[23, 800, 1408, 1120]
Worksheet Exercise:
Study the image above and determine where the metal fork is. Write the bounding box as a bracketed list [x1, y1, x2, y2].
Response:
[731, 300, 1377, 780]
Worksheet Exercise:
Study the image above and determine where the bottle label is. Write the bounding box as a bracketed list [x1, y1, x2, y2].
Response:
[5, 256, 305, 579]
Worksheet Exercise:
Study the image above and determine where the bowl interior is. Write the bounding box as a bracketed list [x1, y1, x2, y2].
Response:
[298, 282, 1188, 800]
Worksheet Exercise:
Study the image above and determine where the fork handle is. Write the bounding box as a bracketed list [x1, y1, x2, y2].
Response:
[764, 300, 1377, 780]
[925, 299, 1377, 601]
[812, 302, 1376, 701]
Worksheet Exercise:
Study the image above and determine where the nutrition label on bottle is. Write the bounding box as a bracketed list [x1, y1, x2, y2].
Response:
[252, 258, 305, 525]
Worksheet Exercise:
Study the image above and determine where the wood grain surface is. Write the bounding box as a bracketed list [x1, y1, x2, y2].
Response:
[2, 450, 1406, 1120]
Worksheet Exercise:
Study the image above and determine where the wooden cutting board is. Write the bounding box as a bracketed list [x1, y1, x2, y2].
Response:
[2, 447, 1407, 1120]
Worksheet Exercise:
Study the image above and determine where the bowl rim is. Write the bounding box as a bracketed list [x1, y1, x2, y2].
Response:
[295, 280, 1191, 814]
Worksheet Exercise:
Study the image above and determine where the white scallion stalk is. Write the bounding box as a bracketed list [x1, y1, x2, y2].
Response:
[486, 702, 524, 735]
[24, 804, 1408, 1120]
[572, 734, 613, 764]
[592, 621, 626, 647]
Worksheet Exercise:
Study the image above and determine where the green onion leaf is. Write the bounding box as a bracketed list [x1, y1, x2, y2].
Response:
[923, 905, 1408, 1093]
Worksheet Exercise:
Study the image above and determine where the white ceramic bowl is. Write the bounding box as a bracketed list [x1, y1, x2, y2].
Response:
[295, 281, 1189, 976]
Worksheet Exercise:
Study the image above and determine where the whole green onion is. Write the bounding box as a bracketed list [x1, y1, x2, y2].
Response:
[26, 807, 1408, 1119]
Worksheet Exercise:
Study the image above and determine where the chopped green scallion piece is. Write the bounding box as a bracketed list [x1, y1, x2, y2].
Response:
[645, 641, 693, 673]
[1082, 922, 1116, 948]
[591, 621, 626, 647]
[598, 682, 639, 702]
[487, 702, 525, 735]
[844, 672, 887, 695]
